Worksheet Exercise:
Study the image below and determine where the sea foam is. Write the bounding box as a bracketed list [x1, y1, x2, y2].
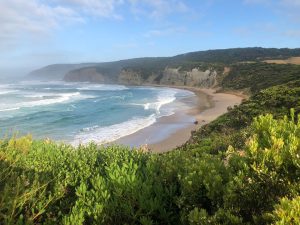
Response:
[131, 89, 177, 114]
[77, 84, 128, 91]
[0, 90, 17, 95]
[0, 92, 93, 112]
[72, 114, 156, 145]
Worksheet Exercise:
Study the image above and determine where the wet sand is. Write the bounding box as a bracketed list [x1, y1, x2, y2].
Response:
[115, 87, 244, 152]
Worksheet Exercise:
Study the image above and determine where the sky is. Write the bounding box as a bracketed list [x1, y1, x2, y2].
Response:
[0, 0, 300, 76]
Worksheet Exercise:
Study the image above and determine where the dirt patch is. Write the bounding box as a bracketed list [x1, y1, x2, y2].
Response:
[264, 57, 300, 65]
[223, 66, 231, 74]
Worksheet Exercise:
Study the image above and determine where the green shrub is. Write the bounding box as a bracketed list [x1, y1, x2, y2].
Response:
[270, 196, 300, 225]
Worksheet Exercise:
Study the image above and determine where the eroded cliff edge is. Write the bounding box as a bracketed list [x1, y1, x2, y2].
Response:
[64, 66, 220, 88]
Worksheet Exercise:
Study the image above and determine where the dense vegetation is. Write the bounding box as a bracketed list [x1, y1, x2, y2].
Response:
[221, 63, 300, 93]
[173, 47, 300, 64]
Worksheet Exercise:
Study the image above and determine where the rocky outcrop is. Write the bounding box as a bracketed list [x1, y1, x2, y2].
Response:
[187, 68, 217, 87]
[160, 67, 217, 87]
[118, 69, 144, 85]
[64, 66, 219, 88]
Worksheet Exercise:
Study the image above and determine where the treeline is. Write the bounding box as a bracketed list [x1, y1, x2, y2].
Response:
[172, 47, 300, 64]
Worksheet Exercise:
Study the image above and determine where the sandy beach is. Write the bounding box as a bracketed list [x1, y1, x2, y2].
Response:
[115, 86, 244, 153]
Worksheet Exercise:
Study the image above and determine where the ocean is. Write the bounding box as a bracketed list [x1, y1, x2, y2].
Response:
[0, 81, 195, 145]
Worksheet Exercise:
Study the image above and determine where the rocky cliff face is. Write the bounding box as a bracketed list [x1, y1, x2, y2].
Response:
[159, 67, 217, 87]
[118, 67, 218, 87]
[118, 69, 144, 85]
[64, 66, 219, 88]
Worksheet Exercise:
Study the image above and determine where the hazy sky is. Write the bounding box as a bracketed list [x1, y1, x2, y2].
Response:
[1, 0, 300, 75]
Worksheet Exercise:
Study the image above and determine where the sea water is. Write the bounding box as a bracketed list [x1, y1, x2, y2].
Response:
[0, 81, 194, 145]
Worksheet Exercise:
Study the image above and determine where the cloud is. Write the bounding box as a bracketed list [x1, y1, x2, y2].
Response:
[0, 0, 191, 51]
[244, 0, 300, 7]
[243, 0, 271, 4]
[58, 0, 125, 19]
[233, 27, 252, 37]
[244, 0, 300, 18]
[280, 0, 300, 7]
[0, 0, 134, 51]
[129, 0, 189, 19]
[144, 26, 187, 38]
[278, 0, 300, 20]
[244, 0, 300, 38]
[0, 0, 83, 49]
[283, 29, 300, 37]
[55, 0, 190, 20]
[113, 42, 138, 49]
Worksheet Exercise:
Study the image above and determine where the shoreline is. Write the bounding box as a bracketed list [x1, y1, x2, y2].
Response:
[115, 86, 244, 152]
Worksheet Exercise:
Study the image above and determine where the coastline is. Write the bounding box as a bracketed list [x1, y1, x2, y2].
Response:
[115, 86, 244, 153]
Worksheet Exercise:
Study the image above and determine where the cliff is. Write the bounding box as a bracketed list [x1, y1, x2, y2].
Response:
[159, 67, 217, 87]
[64, 65, 219, 88]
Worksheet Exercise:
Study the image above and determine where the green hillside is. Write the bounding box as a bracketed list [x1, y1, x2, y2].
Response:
[28, 47, 300, 82]
[221, 63, 300, 93]
[3, 48, 300, 224]
[172, 47, 300, 63]
[65, 48, 300, 83]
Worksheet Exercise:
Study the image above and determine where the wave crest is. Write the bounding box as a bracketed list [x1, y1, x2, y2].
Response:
[72, 114, 156, 145]
[77, 84, 128, 91]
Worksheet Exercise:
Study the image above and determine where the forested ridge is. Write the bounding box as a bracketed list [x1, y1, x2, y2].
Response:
[66, 48, 300, 82]
[28, 47, 300, 83]
[2, 49, 300, 224]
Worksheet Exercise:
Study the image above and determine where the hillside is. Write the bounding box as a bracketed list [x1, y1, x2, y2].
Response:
[27, 58, 170, 81]
[28, 47, 300, 86]
[172, 47, 300, 63]
[63, 47, 300, 87]
[27, 63, 98, 81]
[221, 62, 300, 94]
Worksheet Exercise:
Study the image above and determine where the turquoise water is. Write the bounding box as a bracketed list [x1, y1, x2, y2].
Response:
[0, 81, 194, 144]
